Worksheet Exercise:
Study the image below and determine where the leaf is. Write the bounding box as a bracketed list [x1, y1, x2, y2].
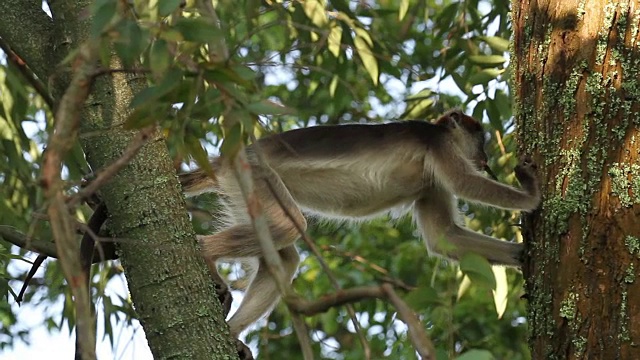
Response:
[246, 101, 296, 116]
[468, 55, 506, 66]
[468, 68, 504, 86]
[91, 0, 118, 37]
[185, 135, 213, 177]
[399, 0, 409, 21]
[220, 122, 244, 159]
[354, 28, 379, 85]
[328, 24, 343, 57]
[174, 17, 222, 43]
[404, 286, 441, 309]
[459, 253, 496, 290]
[455, 349, 495, 360]
[158, 0, 183, 17]
[149, 39, 171, 77]
[303, 0, 328, 28]
[492, 266, 508, 318]
[480, 36, 510, 52]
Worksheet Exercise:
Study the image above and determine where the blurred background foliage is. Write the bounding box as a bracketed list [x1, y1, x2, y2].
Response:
[1, 0, 530, 358]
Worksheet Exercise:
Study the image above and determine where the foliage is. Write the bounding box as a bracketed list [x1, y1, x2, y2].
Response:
[1, 0, 529, 358]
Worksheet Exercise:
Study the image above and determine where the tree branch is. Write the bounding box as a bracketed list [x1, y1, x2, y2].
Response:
[41, 40, 100, 360]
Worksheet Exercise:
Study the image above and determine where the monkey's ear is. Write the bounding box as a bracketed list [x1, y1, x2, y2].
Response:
[437, 110, 463, 129]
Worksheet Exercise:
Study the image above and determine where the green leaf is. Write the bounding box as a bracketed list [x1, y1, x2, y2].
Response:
[459, 253, 496, 290]
[158, 0, 183, 17]
[480, 36, 510, 52]
[246, 101, 296, 116]
[220, 122, 244, 159]
[468, 55, 506, 66]
[468, 68, 503, 86]
[404, 286, 441, 309]
[91, 0, 118, 37]
[174, 17, 222, 43]
[303, 0, 328, 28]
[354, 28, 379, 85]
[399, 0, 409, 21]
[328, 23, 343, 57]
[492, 266, 508, 318]
[149, 39, 171, 77]
[185, 135, 213, 177]
[455, 349, 495, 360]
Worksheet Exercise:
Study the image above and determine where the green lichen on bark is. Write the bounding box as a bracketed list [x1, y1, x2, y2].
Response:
[608, 163, 640, 207]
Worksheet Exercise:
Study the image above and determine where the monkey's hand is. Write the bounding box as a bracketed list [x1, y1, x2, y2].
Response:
[515, 158, 541, 207]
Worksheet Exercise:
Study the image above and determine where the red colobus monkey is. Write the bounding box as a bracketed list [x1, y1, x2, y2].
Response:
[180, 110, 541, 335]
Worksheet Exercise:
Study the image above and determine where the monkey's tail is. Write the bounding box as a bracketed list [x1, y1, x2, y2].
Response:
[179, 164, 219, 197]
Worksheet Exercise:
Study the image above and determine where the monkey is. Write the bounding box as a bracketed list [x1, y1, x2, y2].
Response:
[179, 109, 541, 336]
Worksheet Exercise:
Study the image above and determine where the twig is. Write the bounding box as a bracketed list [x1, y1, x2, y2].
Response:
[68, 126, 156, 208]
[262, 177, 372, 358]
[0, 225, 117, 263]
[16, 254, 47, 303]
[40, 40, 100, 360]
[287, 286, 386, 315]
[381, 284, 435, 360]
[0, 36, 55, 110]
[0, 225, 58, 257]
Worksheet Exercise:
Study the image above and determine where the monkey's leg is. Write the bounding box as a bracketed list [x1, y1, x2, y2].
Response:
[199, 164, 307, 260]
[414, 194, 523, 267]
[227, 245, 300, 336]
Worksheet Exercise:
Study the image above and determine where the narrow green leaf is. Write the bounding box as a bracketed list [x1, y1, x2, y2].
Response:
[455, 349, 495, 360]
[149, 39, 171, 77]
[185, 136, 213, 177]
[220, 122, 244, 159]
[303, 0, 328, 28]
[158, 0, 183, 17]
[468, 68, 503, 86]
[354, 28, 379, 85]
[459, 253, 496, 290]
[399, 0, 409, 20]
[328, 24, 343, 57]
[469, 55, 506, 66]
[492, 266, 508, 318]
[480, 36, 510, 52]
[246, 101, 296, 116]
[174, 18, 222, 43]
[91, 0, 117, 37]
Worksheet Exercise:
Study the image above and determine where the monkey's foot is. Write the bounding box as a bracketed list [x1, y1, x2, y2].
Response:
[215, 283, 233, 317]
[236, 339, 254, 360]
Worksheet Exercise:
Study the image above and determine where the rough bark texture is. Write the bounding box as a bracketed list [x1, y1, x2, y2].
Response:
[0, 1, 238, 358]
[513, 0, 640, 359]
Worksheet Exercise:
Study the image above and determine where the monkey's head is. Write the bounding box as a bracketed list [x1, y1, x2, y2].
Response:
[436, 110, 497, 180]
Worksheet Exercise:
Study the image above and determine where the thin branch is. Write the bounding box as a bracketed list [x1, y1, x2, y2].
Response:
[0, 225, 117, 263]
[382, 284, 435, 360]
[262, 176, 372, 358]
[287, 286, 386, 315]
[0, 225, 58, 257]
[68, 126, 156, 208]
[0, 36, 55, 110]
[41, 40, 100, 360]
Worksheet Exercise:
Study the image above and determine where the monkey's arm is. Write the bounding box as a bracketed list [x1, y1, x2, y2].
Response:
[432, 150, 541, 211]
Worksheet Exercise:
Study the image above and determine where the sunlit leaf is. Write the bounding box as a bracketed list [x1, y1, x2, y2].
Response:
[354, 28, 379, 85]
[459, 253, 496, 290]
[492, 266, 508, 318]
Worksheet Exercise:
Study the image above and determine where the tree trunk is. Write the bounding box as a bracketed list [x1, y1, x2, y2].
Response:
[513, 0, 640, 358]
[24, 2, 237, 358]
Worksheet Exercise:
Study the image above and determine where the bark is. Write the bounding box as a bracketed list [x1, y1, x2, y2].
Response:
[2, 1, 238, 358]
[513, 0, 640, 359]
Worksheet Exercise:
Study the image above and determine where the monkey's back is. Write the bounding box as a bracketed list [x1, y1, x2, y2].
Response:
[252, 121, 446, 218]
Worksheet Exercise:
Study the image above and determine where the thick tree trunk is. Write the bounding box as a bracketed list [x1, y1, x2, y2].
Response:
[40, 2, 237, 359]
[513, 0, 640, 358]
